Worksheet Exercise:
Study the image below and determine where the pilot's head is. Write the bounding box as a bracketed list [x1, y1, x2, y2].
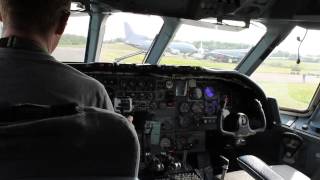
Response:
[0, 0, 71, 53]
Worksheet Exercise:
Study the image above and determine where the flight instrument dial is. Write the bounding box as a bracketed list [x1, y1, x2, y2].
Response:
[190, 88, 203, 100]
[179, 102, 190, 113]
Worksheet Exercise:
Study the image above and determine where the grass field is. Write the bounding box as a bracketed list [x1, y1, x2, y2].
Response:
[256, 82, 318, 110]
[100, 43, 239, 69]
[61, 42, 320, 110]
[101, 43, 144, 63]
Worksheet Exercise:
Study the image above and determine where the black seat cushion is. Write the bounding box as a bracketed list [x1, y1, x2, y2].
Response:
[0, 105, 140, 179]
[0, 103, 79, 123]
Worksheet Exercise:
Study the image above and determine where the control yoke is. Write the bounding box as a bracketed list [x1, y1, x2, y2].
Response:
[220, 99, 267, 138]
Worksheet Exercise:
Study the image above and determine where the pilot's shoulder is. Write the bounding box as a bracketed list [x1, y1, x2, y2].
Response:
[53, 61, 104, 89]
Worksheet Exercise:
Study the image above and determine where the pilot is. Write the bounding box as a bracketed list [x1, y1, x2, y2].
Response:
[0, 0, 114, 111]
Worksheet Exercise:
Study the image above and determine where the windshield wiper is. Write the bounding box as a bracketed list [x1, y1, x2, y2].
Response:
[114, 50, 147, 63]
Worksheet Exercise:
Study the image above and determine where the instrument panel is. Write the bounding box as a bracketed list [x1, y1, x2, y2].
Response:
[87, 73, 235, 153]
[70, 63, 269, 179]
[71, 63, 267, 155]
[90, 74, 232, 125]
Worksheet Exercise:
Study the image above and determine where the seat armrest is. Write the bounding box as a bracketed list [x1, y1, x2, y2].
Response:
[237, 155, 284, 180]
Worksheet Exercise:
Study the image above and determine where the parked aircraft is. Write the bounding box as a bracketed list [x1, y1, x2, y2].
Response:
[124, 22, 251, 63]
[124, 22, 198, 55]
[203, 48, 250, 63]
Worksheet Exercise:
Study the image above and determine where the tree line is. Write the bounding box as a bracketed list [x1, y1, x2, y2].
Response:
[193, 41, 251, 50]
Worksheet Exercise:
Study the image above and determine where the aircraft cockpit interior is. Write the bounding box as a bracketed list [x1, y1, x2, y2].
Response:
[0, 0, 320, 180]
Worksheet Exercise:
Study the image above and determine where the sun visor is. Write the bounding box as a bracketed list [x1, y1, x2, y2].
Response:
[181, 18, 248, 32]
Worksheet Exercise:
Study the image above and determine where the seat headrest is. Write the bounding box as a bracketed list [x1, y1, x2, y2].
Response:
[0, 105, 140, 179]
[0, 103, 79, 123]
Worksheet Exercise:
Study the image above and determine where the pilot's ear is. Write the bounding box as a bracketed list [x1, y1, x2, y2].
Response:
[55, 12, 70, 35]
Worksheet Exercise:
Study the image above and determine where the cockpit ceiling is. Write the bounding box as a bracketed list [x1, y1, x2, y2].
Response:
[73, 0, 320, 22]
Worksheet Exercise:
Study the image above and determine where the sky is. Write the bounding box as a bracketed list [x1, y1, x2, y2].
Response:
[64, 12, 320, 56]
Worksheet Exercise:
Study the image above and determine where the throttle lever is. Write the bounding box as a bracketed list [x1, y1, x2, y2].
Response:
[219, 155, 229, 180]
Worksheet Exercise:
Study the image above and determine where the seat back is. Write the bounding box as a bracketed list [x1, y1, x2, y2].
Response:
[0, 104, 140, 180]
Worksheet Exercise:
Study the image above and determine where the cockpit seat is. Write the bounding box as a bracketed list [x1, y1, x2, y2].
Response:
[223, 155, 310, 180]
[0, 103, 140, 180]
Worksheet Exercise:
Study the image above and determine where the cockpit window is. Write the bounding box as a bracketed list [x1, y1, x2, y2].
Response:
[100, 13, 164, 63]
[251, 26, 320, 111]
[159, 20, 266, 70]
[52, 15, 90, 62]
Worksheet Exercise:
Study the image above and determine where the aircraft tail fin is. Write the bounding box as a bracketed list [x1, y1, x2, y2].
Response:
[122, 22, 152, 50]
[124, 22, 137, 39]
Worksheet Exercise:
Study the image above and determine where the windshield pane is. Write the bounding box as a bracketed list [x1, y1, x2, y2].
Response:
[52, 15, 89, 62]
[160, 20, 266, 70]
[251, 26, 320, 110]
[100, 13, 163, 63]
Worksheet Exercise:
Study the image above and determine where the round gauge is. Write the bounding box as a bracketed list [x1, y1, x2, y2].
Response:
[166, 80, 174, 89]
[179, 116, 193, 128]
[129, 81, 136, 87]
[161, 120, 173, 130]
[138, 81, 146, 88]
[149, 102, 158, 111]
[204, 87, 216, 99]
[146, 93, 154, 100]
[147, 82, 155, 90]
[120, 81, 127, 89]
[160, 137, 172, 149]
[205, 100, 218, 114]
[179, 102, 190, 113]
[190, 88, 203, 100]
[191, 102, 204, 114]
